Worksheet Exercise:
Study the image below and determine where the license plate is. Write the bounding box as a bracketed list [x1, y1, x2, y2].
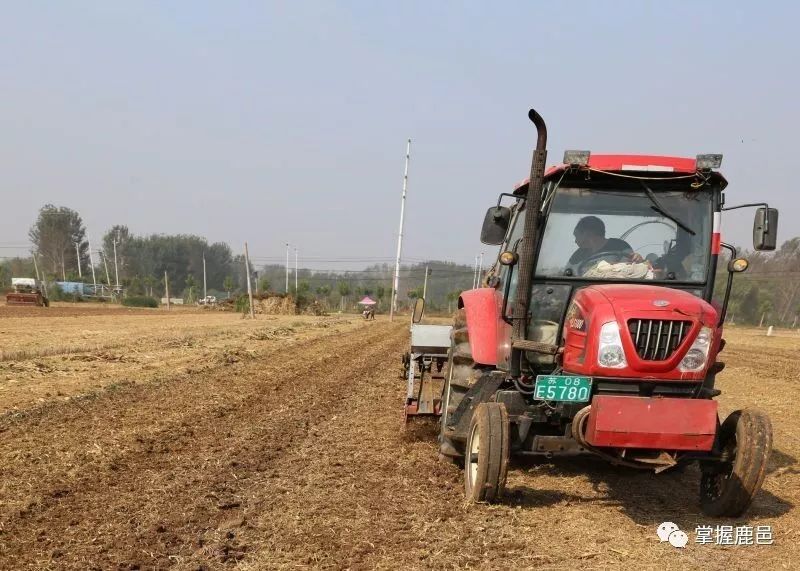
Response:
[534, 375, 592, 402]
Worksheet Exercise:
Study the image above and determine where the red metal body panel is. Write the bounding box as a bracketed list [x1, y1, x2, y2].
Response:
[5, 293, 43, 306]
[562, 285, 720, 381]
[585, 395, 718, 451]
[459, 288, 500, 365]
[512, 154, 728, 193]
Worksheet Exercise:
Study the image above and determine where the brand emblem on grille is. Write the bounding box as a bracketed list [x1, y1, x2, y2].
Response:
[652, 299, 670, 307]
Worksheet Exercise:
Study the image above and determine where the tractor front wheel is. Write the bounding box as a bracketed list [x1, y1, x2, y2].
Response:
[464, 402, 509, 503]
[700, 408, 773, 517]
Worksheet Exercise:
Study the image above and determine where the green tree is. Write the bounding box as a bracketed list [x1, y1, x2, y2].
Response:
[142, 275, 157, 297]
[28, 205, 88, 280]
[315, 284, 331, 299]
[127, 276, 144, 296]
[102, 225, 131, 282]
[258, 276, 271, 292]
[446, 290, 460, 314]
[297, 280, 311, 295]
[740, 286, 760, 324]
[337, 281, 351, 311]
[223, 275, 235, 299]
[184, 274, 197, 304]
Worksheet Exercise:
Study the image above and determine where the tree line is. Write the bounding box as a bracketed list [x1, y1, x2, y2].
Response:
[0, 204, 472, 309]
[2, 203, 799, 322]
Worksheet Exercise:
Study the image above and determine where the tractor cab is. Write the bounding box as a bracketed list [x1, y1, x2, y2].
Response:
[438, 109, 779, 516]
[487, 154, 726, 373]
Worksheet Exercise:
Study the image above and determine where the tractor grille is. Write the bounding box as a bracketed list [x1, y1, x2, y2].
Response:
[627, 319, 692, 361]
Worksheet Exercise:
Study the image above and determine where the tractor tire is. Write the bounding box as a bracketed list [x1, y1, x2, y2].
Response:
[438, 316, 477, 463]
[464, 402, 510, 503]
[700, 408, 773, 517]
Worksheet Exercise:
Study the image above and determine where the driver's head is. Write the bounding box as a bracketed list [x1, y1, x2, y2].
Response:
[574, 216, 606, 250]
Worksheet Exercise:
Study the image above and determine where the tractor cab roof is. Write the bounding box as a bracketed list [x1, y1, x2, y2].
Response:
[512, 154, 728, 195]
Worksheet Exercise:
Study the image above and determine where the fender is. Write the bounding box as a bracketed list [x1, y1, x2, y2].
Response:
[459, 288, 499, 365]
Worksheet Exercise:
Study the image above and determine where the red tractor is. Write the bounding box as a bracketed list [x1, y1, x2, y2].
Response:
[439, 109, 778, 516]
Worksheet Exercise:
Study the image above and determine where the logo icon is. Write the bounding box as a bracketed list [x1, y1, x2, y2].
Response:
[657, 522, 688, 548]
[657, 522, 680, 542]
[652, 299, 670, 307]
[669, 530, 689, 548]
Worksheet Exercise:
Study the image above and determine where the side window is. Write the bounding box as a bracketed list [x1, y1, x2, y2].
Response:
[499, 206, 526, 317]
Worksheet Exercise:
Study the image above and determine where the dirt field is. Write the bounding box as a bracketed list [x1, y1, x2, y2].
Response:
[0, 306, 798, 569]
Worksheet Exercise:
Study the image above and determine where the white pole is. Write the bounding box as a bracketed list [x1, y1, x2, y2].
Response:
[31, 251, 41, 281]
[390, 139, 411, 322]
[202, 253, 207, 299]
[75, 243, 82, 278]
[113, 235, 120, 288]
[422, 265, 430, 300]
[87, 238, 97, 291]
[285, 242, 290, 293]
[295, 247, 298, 291]
[164, 270, 171, 310]
[473, 255, 479, 289]
[101, 251, 112, 287]
[244, 242, 255, 319]
[478, 252, 484, 287]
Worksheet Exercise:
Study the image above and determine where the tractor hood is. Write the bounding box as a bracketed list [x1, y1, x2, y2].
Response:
[561, 284, 719, 380]
[590, 284, 712, 320]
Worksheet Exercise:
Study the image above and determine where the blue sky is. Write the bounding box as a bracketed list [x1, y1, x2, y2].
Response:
[1, 1, 797, 269]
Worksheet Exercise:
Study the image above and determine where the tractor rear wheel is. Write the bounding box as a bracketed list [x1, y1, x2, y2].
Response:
[700, 408, 772, 517]
[439, 315, 476, 463]
[464, 402, 509, 503]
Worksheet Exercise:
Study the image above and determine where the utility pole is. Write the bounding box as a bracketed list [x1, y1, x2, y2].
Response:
[113, 232, 120, 289]
[422, 265, 430, 300]
[295, 247, 298, 292]
[101, 251, 112, 287]
[164, 270, 170, 310]
[202, 253, 207, 300]
[473, 255, 479, 288]
[478, 252, 484, 287]
[390, 138, 411, 322]
[31, 251, 41, 281]
[285, 242, 290, 293]
[87, 238, 97, 292]
[244, 242, 255, 319]
[75, 243, 82, 278]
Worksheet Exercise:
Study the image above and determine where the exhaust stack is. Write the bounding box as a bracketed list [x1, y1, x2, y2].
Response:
[510, 109, 548, 378]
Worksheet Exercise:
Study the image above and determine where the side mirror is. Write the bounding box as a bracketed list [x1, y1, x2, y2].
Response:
[480, 206, 511, 245]
[753, 207, 779, 251]
[412, 297, 425, 323]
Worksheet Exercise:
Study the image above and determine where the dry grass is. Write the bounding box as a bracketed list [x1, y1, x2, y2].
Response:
[0, 312, 796, 569]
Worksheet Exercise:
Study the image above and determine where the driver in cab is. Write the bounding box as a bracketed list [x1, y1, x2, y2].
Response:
[568, 216, 643, 275]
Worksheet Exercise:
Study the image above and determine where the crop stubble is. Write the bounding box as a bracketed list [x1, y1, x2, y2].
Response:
[0, 308, 797, 570]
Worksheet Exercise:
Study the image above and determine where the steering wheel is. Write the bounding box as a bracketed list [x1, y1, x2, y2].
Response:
[576, 250, 627, 276]
[620, 219, 677, 241]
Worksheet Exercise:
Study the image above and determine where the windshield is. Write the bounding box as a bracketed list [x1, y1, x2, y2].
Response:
[535, 186, 712, 283]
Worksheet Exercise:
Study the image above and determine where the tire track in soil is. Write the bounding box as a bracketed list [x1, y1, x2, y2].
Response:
[234, 333, 796, 570]
[0, 321, 406, 570]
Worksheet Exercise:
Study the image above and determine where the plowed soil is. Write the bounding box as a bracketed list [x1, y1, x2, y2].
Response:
[0, 308, 798, 570]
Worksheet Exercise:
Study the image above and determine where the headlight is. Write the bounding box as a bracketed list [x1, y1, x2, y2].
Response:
[597, 322, 627, 368]
[679, 326, 713, 372]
